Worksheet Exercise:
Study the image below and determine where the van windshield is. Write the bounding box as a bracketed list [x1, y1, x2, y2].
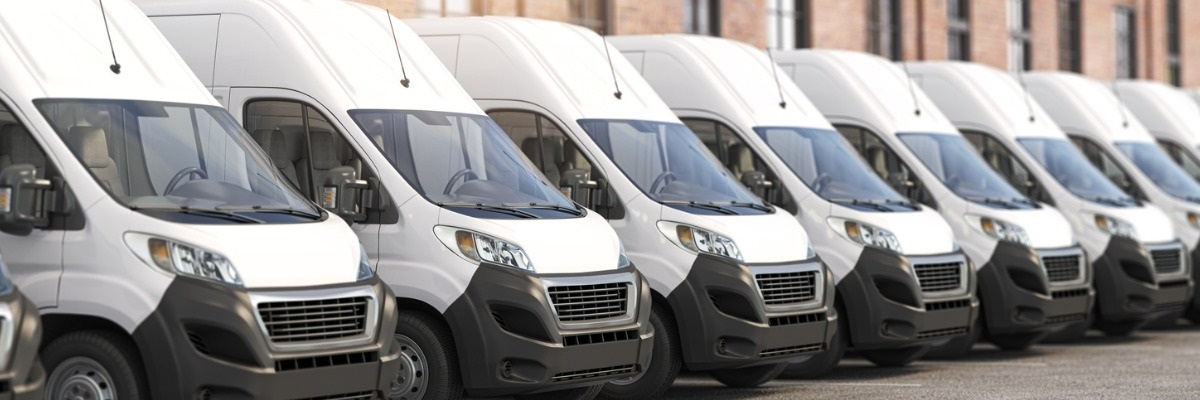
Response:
[37, 99, 320, 224]
[1018, 138, 1137, 206]
[1115, 141, 1200, 202]
[580, 119, 771, 215]
[755, 127, 914, 211]
[898, 132, 1036, 209]
[350, 110, 580, 219]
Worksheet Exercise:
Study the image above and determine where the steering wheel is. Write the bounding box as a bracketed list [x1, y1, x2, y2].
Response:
[648, 171, 677, 194]
[442, 169, 480, 195]
[811, 173, 832, 193]
[164, 167, 208, 194]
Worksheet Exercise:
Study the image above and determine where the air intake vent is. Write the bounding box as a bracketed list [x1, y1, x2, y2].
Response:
[913, 262, 963, 293]
[925, 299, 971, 311]
[1151, 249, 1183, 275]
[551, 364, 637, 382]
[916, 326, 968, 339]
[547, 283, 630, 323]
[1051, 288, 1089, 299]
[275, 351, 378, 372]
[257, 297, 369, 343]
[755, 271, 818, 305]
[758, 343, 824, 357]
[1042, 254, 1082, 282]
[1045, 313, 1087, 324]
[563, 329, 639, 347]
[768, 312, 826, 327]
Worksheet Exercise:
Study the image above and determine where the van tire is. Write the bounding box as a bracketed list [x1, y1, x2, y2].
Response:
[781, 307, 847, 379]
[391, 310, 462, 400]
[42, 330, 149, 400]
[1185, 306, 1200, 324]
[710, 363, 787, 388]
[598, 302, 681, 400]
[514, 384, 602, 400]
[860, 345, 930, 367]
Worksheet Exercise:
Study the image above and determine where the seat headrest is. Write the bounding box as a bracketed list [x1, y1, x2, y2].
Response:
[1, 124, 45, 166]
[67, 126, 111, 168]
[252, 129, 290, 169]
[309, 130, 341, 169]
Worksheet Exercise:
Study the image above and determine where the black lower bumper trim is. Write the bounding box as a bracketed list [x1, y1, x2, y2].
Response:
[976, 242, 1094, 336]
[1093, 237, 1195, 325]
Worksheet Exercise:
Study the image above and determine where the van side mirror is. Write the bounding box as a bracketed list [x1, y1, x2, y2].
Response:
[0, 164, 52, 235]
[560, 168, 599, 207]
[739, 170, 773, 198]
[322, 166, 369, 223]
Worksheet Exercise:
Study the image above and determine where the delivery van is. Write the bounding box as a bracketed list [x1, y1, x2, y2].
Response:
[410, 17, 833, 398]
[0, 1, 403, 398]
[1115, 81, 1200, 184]
[141, 1, 653, 398]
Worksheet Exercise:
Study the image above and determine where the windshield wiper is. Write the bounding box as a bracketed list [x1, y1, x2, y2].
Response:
[437, 202, 539, 219]
[176, 207, 264, 224]
[502, 202, 583, 216]
[884, 199, 919, 209]
[235, 206, 323, 220]
[828, 198, 893, 212]
[726, 201, 773, 212]
[659, 200, 739, 215]
[966, 197, 1027, 209]
[1088, 196, 1134, 206]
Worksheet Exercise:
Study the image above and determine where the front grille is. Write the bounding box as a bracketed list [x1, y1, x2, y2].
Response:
[1052, 288, 1089, 299]
[759, 342, 824, 357]
[563, 330, 639, 347]
[769, 312, 826, 327]
[916, 326, 968, 339]
[551, 364, 637, 382]
[925, 299, 972, 311]
[257, 297, 369, 344]
[913, 261, 964, 293]
[275, 351, 378, 372]
[1151, 248, 1183, 275]
[1046, 313, 1087, 324]
[295, 391, 373, 400]
[755, 271, 818, 306]
[547, 283, 630, 323]
[1043, 254, 1082, 282]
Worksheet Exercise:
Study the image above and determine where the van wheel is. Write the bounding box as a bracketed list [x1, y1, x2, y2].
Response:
[925, 313, 981, 359]
[391, 310, 462, 400]
[709, 363, 787, 388]
[781, 306, 847, 379]
[1184, 306, 1200, 324]
[599, 302, 681, 400]
[43, 330, 148, 400]
[513, 384, 601, 400]
[860, 345, 930, 367]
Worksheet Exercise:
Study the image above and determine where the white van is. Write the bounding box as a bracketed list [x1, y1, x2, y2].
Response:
[0, 1, 403, 399]
[409, 17, 832, 398]
[1025, 72, 1195, 329]
[141, 1, 653, 399]
[1116, 81, 1200, 183]
[610, 35, 977, 373]
[776, 50, 1085, 354]
[0, 259, 42, 398]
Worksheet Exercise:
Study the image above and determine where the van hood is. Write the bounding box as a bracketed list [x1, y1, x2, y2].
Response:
[965, 204, 1076, 249]
[1080, 203, 1176, 244]
[829, 206, 957, 256]
[128, 214, 362, 289]
[437, 208, 622, 274]
[660, 205, 811, 264]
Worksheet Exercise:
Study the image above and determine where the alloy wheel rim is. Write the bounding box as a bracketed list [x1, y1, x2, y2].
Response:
[47, 356, 117, 400]
[390, 334, 430, 400]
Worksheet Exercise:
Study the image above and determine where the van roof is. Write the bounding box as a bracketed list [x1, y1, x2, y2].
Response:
[0, 0, 214, 105]
[909, 61, 1067, 141]
[136, 0, 481, 114]
[1025, 72, 1154, 144]
[772, 49, 957, 135]
[1115, 80, 1200, 148]
[608, 34, 832, 130]
[405, 17, 678, 123]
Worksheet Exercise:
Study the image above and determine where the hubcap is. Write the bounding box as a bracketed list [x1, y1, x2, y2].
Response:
[47, 357, 117, 400]
[389, 334, 429, 400]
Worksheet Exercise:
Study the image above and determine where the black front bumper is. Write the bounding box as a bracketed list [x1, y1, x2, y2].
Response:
[976, 242, 1094, 336]
[666, 254, 834, 371]
[838, 247, 978, 351]
[0, 289, 43, 400]
[443, 263, 653, 397]
[1093, 237, 1194, 325]
[132, 277, 403, 400]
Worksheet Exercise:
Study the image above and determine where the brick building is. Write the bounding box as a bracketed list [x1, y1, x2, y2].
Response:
[359, 0, 1197, 86]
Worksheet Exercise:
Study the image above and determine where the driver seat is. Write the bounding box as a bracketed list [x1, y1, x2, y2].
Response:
[251, 128, 301, 188]
[68, 126, 124, 195]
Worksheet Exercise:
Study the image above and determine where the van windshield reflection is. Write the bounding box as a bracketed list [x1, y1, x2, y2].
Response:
[899, 132, 1035, 209]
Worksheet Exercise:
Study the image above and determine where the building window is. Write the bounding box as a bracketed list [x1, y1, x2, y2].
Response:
[866, 0, 902, 60]
[569, 0, 609, 34]
[1115, 5, 1137, 79]
[418, 0, 474, 18]
[1008, 0, 1031, 71]
[684, 0, 720, 36]
[768, 0, 811, 49]
[1168, 0, 1181, 86]
[1058, 0, 1081, 72]
[947, 0, 970, 61]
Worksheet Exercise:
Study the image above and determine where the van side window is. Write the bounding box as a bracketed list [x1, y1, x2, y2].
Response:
[1069, 135, 1147, 200]
[489, 110, 624, 219]
[1157, 139, 1200, 181]
[680, 118, 797, 214]
[961, 130, 1053, 206]
[836, 124, 938, 209]
[0, 102, 80, 230]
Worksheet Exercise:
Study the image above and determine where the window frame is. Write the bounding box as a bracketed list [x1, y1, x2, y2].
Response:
[1058, 0, 1082, 72]
[569, 0, 610, 34]
[1068, 134, 1147, 201]
[866, 0, 903, 61]
[1114, 5, 1137, 79]
[767, 0, 810, 49]
[1008, 0, 1032, 72]
[947, 0, 971, 61]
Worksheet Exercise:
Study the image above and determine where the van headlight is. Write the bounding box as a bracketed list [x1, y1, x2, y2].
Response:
[435, 226, 534, 272]
[1086, 213, 1138, 240]
[357, 245, 374, 281]
[965, 215, 1031, 246]
[618, 241, 632, 268]
[657, 221, 742, 261]
[124, 233, 243, 287]
[828, 218, 902, 253]
[1177, 211, 1200, 229]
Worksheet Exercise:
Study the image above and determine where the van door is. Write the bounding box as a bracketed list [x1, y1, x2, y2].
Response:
[0, 93, 64, 307]
[226, 88, 387, 258]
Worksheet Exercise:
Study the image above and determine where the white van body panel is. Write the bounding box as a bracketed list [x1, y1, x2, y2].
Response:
[1025, 73, 1191, 248]
[1117, 80, 1200, 161]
